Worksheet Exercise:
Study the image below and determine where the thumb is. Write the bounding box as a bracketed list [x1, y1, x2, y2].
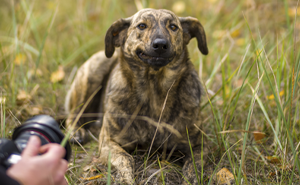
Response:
[21, 135, 41, 157]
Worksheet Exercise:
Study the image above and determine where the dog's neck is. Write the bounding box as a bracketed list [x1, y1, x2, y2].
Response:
[118, 48, 190, 105]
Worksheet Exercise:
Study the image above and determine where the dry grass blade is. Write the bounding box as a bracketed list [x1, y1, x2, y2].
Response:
[80, 174, 104, 180]
[61, 86, 102, 147]
[218, 130, 261, 134]
[104, 113, 183, 138]
[118, 102, 142, 139]
[144, 165, 167, 185]
[134, 0, 144, 11]
[143, 80, 176, 178]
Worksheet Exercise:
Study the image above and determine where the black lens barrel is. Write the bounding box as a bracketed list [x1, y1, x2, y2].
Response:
[12, 115, 71, 161]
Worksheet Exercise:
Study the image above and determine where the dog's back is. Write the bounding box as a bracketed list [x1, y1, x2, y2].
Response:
[65, 51, 118, 141]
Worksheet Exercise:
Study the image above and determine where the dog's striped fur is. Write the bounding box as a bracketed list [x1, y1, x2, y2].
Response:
[65, 9, 208, 184]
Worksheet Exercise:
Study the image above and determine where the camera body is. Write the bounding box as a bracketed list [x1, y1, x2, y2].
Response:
[0, 115, 71, 169]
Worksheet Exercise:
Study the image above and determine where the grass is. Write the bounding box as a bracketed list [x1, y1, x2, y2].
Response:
[1, 0, 300, 184]
[187, 127, 200, 185]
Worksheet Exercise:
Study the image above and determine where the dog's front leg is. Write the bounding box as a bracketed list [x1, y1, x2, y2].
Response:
[99, 118, 135, 185]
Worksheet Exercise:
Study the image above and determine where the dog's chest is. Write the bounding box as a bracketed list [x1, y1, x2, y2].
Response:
[106, 64, 201, 151]
[110, 88, 187, 148]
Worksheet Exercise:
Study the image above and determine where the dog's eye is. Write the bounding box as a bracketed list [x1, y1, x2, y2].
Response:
[169, 24, 178, 31]
[137, 23, 147, 30]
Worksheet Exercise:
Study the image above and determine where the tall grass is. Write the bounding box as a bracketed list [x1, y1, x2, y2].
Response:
[0, 0, 300, 184]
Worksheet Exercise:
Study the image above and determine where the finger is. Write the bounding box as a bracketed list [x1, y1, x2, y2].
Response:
[53, 160, 68, 184]
[40, 144, 66, 159]
[21, 136, 41, 158]
[57, 178, 68, 185]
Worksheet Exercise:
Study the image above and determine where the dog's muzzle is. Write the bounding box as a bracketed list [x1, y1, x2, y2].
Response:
[137, 50, 174, 68]
[137, 38, 175, 68]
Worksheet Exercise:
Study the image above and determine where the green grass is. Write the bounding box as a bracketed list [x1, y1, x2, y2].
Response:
[187, 127, 200, 185]
[157, 156, 166, 185]
[1, 0, 300, 184]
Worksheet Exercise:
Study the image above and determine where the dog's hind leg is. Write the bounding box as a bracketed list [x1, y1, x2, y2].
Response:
[65, 51, 118, 144]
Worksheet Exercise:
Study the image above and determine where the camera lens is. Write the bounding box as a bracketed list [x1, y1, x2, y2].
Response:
[12, 115, 71, 161]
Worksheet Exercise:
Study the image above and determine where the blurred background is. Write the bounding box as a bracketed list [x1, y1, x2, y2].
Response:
[0, 0, 300, 184]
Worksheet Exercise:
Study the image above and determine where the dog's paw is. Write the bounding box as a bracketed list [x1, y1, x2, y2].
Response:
[113, 170, 135, 185]
[113, 161, 135, 185]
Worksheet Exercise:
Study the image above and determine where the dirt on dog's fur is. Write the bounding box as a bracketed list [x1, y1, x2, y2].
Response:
[65, 8, 208, 184]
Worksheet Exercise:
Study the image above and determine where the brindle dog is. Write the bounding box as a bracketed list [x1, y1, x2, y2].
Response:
[65, 8, 208, 184]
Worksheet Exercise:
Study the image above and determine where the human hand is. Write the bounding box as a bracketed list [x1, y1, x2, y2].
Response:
[7, 136, 68, 185]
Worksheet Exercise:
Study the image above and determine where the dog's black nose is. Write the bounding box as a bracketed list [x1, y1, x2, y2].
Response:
[152, 38, 168, 54]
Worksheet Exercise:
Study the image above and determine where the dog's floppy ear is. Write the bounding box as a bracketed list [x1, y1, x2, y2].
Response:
[105, 17, 132, 58]
[179, 17, 208, 55]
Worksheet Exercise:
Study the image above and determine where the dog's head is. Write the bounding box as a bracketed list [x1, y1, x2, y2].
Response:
[105, 9, 208, 69]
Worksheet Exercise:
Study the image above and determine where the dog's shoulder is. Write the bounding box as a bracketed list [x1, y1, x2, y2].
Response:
[84, 50, 118, 77]
[177, 60, 202, 107]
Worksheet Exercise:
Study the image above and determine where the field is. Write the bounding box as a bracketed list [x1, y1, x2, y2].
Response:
[1, 0, 300, 184]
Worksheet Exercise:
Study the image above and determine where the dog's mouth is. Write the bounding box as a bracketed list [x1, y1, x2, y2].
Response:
[136, 50, 174, 68]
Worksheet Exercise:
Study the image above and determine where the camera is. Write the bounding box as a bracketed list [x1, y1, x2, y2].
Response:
[0, 115, 71, 169]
